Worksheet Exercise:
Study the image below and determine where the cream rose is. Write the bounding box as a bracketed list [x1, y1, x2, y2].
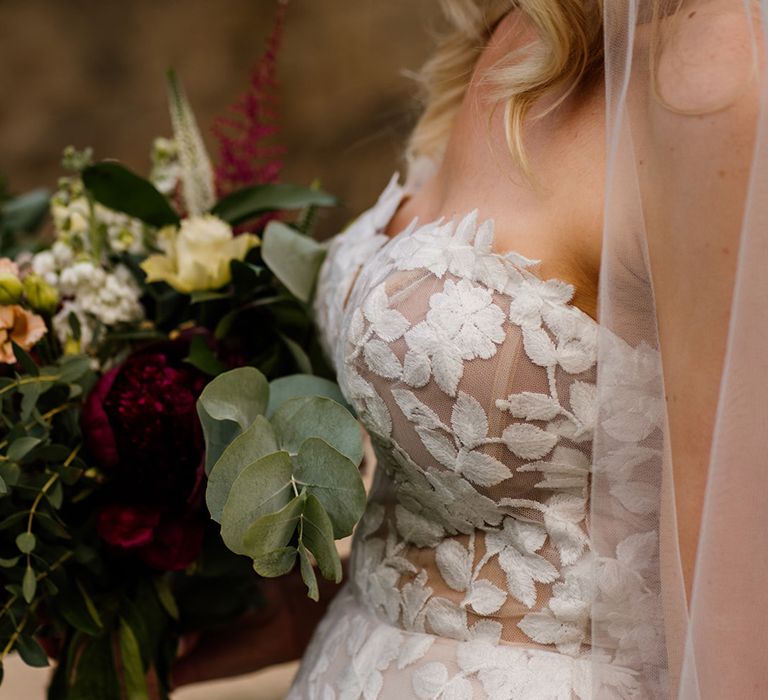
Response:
[140, 215, 259, 294]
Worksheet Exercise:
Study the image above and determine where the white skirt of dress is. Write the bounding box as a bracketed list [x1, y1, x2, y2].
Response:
[285, 586, 632, 700]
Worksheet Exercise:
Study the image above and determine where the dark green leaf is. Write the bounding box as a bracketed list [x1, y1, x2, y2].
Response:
[206, 415, 279, 522]
[261, 221, 326, 302]
[0, 474, 6, 496]
[70, 634, 120, 700]
[16, 635, 49, 667]
[211, 183, 337, 226]
[184, 335, 227, 376]
[1, 189, 50, 234]
[11, 341, 38, 375]
[6, 437, 41, 462]
[82, 162, 180, 228]
[189, 290, 231, 304]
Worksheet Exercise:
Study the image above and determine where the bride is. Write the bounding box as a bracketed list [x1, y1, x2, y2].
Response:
[174, 1, 767, 697]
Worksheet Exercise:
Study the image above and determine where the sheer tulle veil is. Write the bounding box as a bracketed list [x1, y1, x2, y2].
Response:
[594, 0, 767, 696]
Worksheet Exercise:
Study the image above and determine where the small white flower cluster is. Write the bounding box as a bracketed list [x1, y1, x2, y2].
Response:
[31, 158, 149, 354]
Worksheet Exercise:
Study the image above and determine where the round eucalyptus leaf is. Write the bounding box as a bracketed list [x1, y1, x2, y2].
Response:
[266, 375, 351, 417]
[197, 403, 240, 476]
[16, 532, 36, 554]
[206, 415, 279, 523]
[296, 437, 366, 538]
[220, 451, 294, 555]
[261, 221, 326, 302]
[300, 494, 342, 584]
[242, 495, 306, 564]
[271, 396, 363, 465]
[252, 546, 298, 578]
[198, 367, 269, 429]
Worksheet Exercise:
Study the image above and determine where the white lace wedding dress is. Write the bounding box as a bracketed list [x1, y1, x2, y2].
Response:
[286, 173, 645, 700]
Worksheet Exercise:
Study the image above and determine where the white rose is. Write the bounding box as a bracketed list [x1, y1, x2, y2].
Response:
[140, 214, 259, 293]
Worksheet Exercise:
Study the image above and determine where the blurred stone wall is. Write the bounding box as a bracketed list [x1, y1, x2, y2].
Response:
[0, 0, 443, 237]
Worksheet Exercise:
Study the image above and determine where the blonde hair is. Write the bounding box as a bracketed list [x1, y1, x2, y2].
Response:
[408, 1, 604, 172]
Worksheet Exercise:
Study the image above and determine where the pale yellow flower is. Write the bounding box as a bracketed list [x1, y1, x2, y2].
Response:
[0, 305, 47, 364]
[140, 215, 259, 294]
[0, 258, 22, 305]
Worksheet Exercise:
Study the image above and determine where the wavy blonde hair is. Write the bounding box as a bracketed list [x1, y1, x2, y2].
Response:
[408, 0, 604, 172]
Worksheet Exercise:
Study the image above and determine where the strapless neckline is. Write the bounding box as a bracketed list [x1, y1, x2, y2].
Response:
[371, 172, 601, 329]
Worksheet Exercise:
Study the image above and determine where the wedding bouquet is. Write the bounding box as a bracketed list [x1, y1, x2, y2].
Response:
[0, 9, 365, 697]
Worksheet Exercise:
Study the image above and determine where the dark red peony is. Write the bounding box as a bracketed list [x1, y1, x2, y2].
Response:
[83, 336, 210, 571]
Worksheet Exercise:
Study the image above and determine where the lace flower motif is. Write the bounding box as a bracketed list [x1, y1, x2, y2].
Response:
[403, 278, 505, 396]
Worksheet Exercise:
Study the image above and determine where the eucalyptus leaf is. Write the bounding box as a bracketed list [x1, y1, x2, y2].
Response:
[82, 162, 180, 228]
[279, 333, 312, 374]
[261, 221, 326, 302]
[251, 546, 298, 578]
[220, 451, 294, 555]
[19, 383, 43, 421]
[0, 475, 6, 496]
[298, 543, 319, 601]
[197, 403, 239, 476]
[271, 396, 363, 465]
[16, 532, 36, 554]
[197, 367, 269, 430]
[301, 494, 342, 584]
[296, 437, 366, 538]
[266, 375, 350, 417]
[22, 565, 36, 603]
[211, 183, 337, 226]
[242, 495, 305, 565]
[206, 415, 279, 522]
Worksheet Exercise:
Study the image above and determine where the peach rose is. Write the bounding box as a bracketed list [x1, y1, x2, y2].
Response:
[0, 305, 47, 364]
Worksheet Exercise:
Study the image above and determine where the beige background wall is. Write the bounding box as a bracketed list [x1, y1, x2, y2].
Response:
[0, 1, 442, 697]
[1, 0, 443, 237]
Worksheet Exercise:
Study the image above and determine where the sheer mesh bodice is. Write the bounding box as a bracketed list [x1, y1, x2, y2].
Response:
[287, 174, 644, 699]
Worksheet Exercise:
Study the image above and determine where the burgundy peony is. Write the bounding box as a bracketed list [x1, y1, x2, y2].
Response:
[83, 336, 210, 571]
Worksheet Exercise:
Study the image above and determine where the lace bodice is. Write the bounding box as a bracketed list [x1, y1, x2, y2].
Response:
[291, 174, 649, 699]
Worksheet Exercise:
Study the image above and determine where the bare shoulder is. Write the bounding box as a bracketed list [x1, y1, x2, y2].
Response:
[655, 1, 760, 131]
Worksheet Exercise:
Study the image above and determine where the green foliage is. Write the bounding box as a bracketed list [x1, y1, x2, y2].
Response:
[211, 183, 336, 226]
[82, 162, 181, 228]
[198, 367, 365, 600]
[261, 221, 327, 302]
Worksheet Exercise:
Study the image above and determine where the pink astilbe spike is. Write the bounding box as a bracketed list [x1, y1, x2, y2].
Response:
[212, 1, 287, 196]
